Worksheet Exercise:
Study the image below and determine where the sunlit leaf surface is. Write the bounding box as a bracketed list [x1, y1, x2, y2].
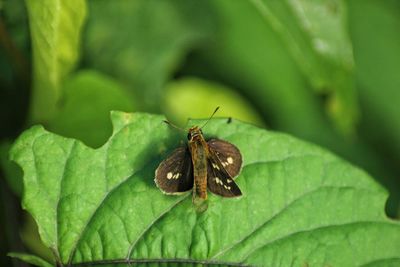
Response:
[11, 112, 400, 266]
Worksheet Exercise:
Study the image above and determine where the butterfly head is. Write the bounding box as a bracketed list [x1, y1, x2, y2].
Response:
[187, 126, 204, 142]
[187, 106, 220, 142]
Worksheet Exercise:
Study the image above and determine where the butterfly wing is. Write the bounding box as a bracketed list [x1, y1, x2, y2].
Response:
[154, 146, 193, 195]
[207, 156, 242, 197]
[207, 139, 242, 178]
[206, 139, 242, 197]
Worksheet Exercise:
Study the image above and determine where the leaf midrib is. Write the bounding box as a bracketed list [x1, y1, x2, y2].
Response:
[56, 140, 77, 261]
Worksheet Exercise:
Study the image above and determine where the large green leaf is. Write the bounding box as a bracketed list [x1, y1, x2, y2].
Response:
[10, 112, 400, 266]
[26, 0, 87, 122]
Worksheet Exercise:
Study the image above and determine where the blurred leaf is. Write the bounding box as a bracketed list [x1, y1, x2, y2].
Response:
[83, 0, 215, 110]
[199, 0, 333, 139]
[8, 252, 52, 267]
[26, 0, 87, 123]
[48, 70, 136, 148]
[349, 0, 400, 166]
[250, 0, 358, 134]
[0, 0, 30, 139]
[2, 0, 30, 50]
[0, 142, 23, 196]
[19, 213, 55, 265]
[193, 0, 400, 216]
[11, 112, 400, 266]
[163, 77, 265, 127]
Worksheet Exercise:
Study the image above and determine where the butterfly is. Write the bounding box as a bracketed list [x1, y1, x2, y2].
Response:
[154, 108, 242, 211]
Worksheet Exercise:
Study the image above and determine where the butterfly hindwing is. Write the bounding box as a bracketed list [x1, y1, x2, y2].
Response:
[155, 146, 193, 195]
[207, 139, 242, 178]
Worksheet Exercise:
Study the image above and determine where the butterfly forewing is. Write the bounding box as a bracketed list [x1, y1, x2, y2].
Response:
[206, 139, 242, 197]
[207, 139, 242, 178]
[207, 157, 242, 197]
[155, 146, 193, 194]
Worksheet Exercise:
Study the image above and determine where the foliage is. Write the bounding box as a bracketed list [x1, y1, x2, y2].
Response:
[25, 0, 87, 123]
[10, 112, 400, 266]
[1, 0, 400, 266]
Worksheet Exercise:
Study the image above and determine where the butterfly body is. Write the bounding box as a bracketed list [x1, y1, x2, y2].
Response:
[187, 126, 209, 203]
[155, 124, 243, 211]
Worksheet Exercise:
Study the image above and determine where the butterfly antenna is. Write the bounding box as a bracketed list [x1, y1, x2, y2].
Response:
[201, 106, 220, 129]
[163, 120, 185, 132]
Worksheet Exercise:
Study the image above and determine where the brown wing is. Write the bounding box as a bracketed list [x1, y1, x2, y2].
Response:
[206, 155, 242, 197]
[206, 139, 242, 197]
[207, 139, 242, 178]
[154, 146, 193, 195]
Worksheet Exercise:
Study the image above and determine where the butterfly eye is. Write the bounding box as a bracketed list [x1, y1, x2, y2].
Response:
[187, 133, 191, 140]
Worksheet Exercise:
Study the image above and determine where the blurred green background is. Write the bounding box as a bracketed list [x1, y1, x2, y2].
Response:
[1, 0, 399, 266]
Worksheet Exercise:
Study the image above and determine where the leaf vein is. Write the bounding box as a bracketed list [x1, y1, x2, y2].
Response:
[125, 194, 189, 260]
[67, 142, 130, 266]
[56, 140, 77, 264]
[211, 185, 366, 259]
[242, 221, 389, 262]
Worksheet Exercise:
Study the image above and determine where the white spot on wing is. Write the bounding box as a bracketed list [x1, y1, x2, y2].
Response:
[167, 172, 173, 179]
[227, 157, 233, 164]
[212, 163, 220, 170]
[173, 173, 181, 179]
[214, 177, 223, 185]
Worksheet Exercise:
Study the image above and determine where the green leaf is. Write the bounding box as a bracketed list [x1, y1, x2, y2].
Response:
[10, 112, 400, 266]
[26, 0, 87, 122]
[83, 0, 215, 110]
[250, 0, 358, 134]
[8, 252, 53, 267]
[163, 77, 265, 127]
[196, 0, 343, 140]
[48, 70, 136, 148]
